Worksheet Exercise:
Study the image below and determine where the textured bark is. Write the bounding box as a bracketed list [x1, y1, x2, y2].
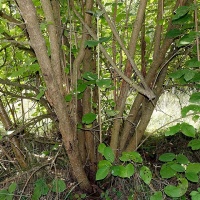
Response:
[16, 0, 91, 191]
[110, 0, 148, 152]
[120, 0, 185, 151]
[83, 49, 96, 175]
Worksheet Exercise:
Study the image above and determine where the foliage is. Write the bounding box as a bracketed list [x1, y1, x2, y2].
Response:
[96, 143, 152, 185]
[0, 183, 17, 200]
[0, 0, 199, 198]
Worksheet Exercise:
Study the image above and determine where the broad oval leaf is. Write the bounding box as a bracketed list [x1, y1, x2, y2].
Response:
[189, 92, 200, 104]
[98, 160, 112, 168]
[82, 72, 98, 81]
[103, 147, 115, 163]
[150, 191, 163, 200]
[172, 6, 190, 21]
[125, 163, 135, 178]
[170, 163, 185, 172]
[165, 124, 180, 136]
[186, 163, 200, 174]
[65, 93, 72, 102]
[113, 165, 127, 178]
[129, 151, 143, 163]
[106, 110, 119, 117]
[180, 122, 195, 138]
[96, 78, 111, 88]
[188, 139, 200, 150]
[166, 29, 183, 38]
[185, 58, 200, 68]
[8, 182, 17, 193]
[140, 166, 152, 185]
[111, 165, 122, 177]
[85, 40, 99, 47]
[96, 166, 110, 181]
[159, 153, 176, 162]
[52, 179, 66, 193]
[181, 105, 200, 117]
[186, 172, 199, 183]
[82, 113, 96, 124]
[176, 154, 189, 164]
[77, 83, 87, 93]
[98, 143, 106, 154]
[160, 162, 176, 178]
[164, 178, 188, 198]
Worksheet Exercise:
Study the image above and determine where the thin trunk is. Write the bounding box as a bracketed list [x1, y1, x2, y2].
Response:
[16, 0, 91, 191]
[110, 0, 148, 152]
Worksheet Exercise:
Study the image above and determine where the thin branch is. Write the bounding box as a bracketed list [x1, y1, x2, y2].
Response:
[72, 7, 155, 100]
[96, 0, 154, 98]
[1, 113, 55, 139]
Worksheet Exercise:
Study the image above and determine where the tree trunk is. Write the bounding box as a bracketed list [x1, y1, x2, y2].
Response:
[16, 0, 91, 192]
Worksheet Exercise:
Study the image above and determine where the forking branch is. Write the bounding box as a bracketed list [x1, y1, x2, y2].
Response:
[72, 6, 155, 100]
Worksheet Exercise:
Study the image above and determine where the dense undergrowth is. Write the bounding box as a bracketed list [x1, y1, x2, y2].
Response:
[0, 132, 199, 200]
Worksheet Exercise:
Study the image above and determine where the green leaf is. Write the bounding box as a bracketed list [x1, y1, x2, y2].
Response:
[85, 40, 99, 47]
[190, 92, 200, 104]
[8, 182, 17, 193]
[190, 189, 200, 200]
[165, 124, 180, 136]
[36, 87, 45, 100]
[96, 166, 110, 180]
[180, 122, 195, 138]
[184, 70, 196, 81]
[32, 178, 49, 200]
[35, 178, 49, 195]
[170, 163, 185, 172]
[52, 179, 66, 193]
[172, 6, 190, 21]
[103, 147, 115, 163]
[185, 58, 200, 68]
[98, 160, 112, 168]
[166, 29, 183, 38]
[178, 32, 196, 47]
[77, 83, 87, 93]
[96, 78, 111, 88]
[111, 164, 134, 178]
[65, 93, 72, 102]
[99, 36, 112, 43]
[82, 72, 98, 81]
[10, 68, 26, 77]
[181, 105, 200, 117]
[119, 151, 143, 163]
[82, 113, 96, 124]
[98, 143, 106, 154]
[140, 166, 152, 185]
[129, 151, 143, 163]
[164, 178, 188, 198]
[169, 70, 185, 79]
[160, 162, 176, 178]
[186, 163, 200, 174]
[159, 153, 176, 162]
[188, 139, 200, 150]
[176, 154, 189, 164]
[125, 163, 135, 178]
[150, 191, 163, 200]
[186, 172, 199, 182]
[105, 110, 119, 117]
[111, 165, 126, 178]
[0, 189, 9, 199]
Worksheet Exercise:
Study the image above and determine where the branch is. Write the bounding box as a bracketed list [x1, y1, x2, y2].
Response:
[0, 10, 26, 30]
[72, 7, 155, 100]
[96, 0, 154, 98]
[1, 113, 55, 139]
